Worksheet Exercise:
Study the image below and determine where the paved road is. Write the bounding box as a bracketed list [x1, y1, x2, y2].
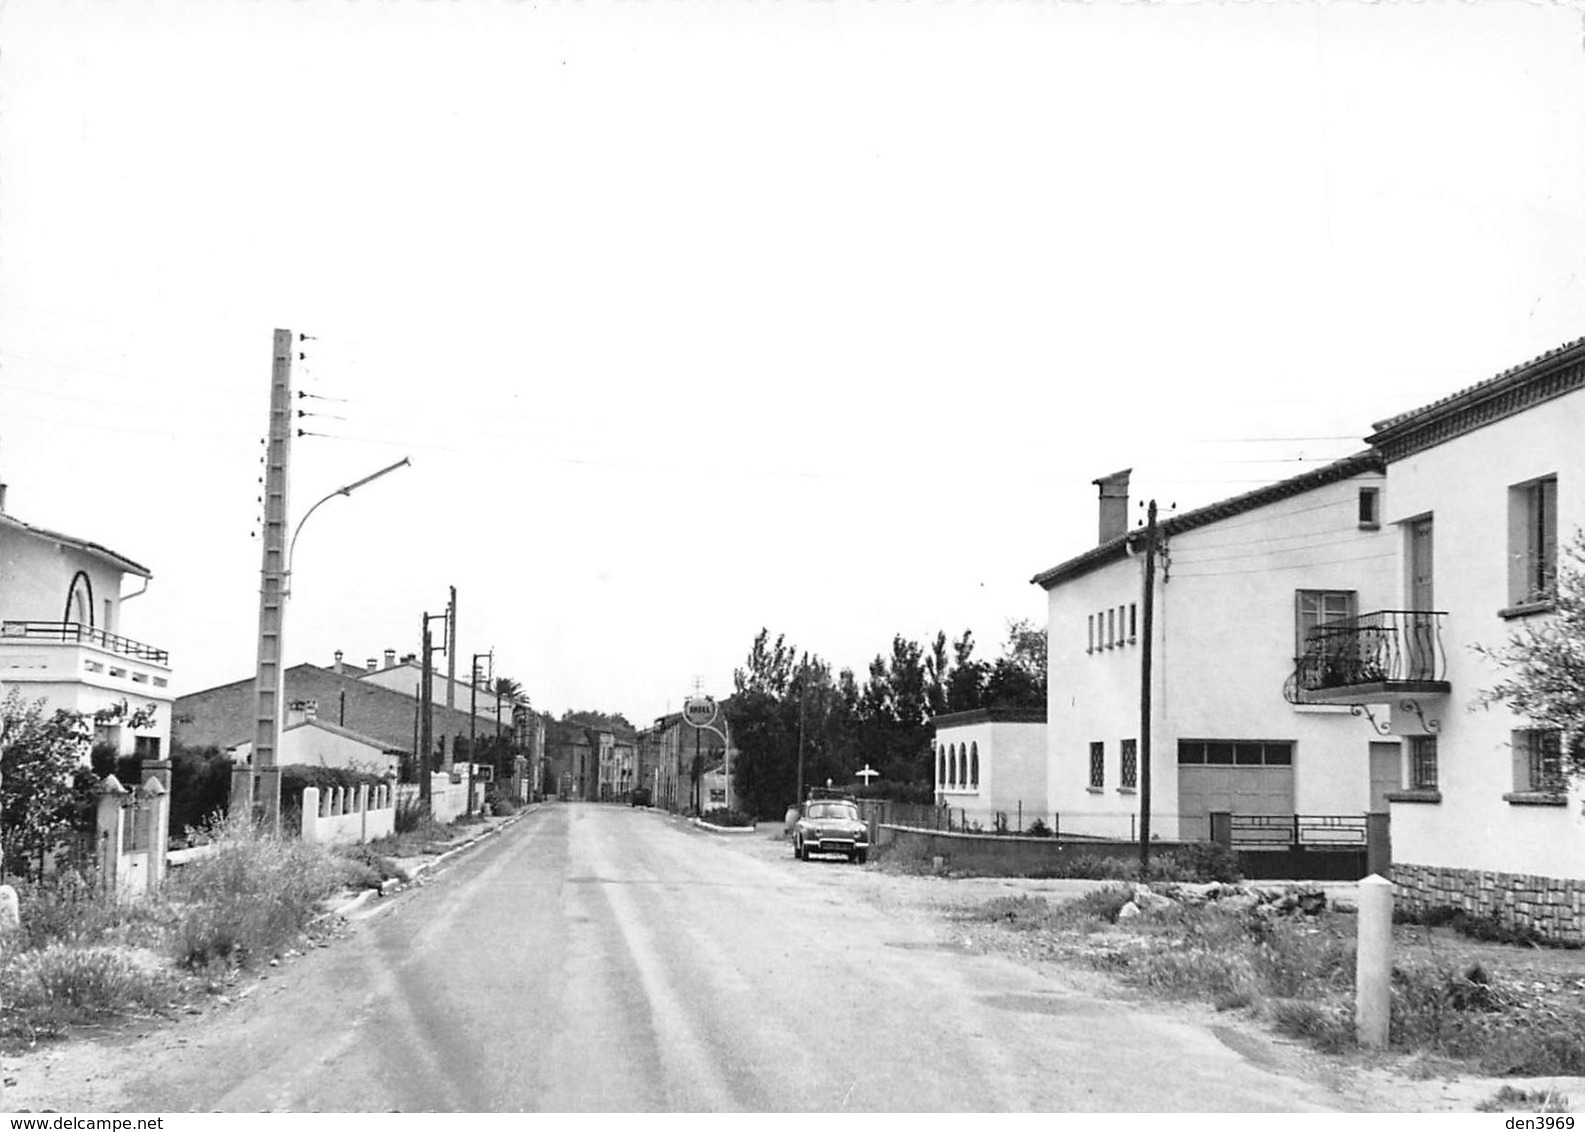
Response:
[101, 805, 1366, 1112]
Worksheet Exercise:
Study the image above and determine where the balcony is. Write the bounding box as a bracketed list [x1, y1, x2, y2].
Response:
[2, 621, 169, 664]
[1285, 609, 1451, 706]
[0, 620, 172, 703]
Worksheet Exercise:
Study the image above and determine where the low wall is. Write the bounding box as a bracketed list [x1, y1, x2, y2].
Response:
[394, 774, 484, 827]
[879, 825, 1373, 880]
[301, 783, 396, 846]
[1393, 861, 1585, 945]
[878, 825, 1193, 875]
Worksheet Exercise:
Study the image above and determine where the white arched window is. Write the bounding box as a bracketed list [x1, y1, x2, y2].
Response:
[948, 744, 957, 787]
[959, 745, 968, 789]
[937, 745, 946, 786]
[971, 742, 980, 788]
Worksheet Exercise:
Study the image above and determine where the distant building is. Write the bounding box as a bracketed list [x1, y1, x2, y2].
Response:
[0, 486, 173, 759]
[931, 707, 1047, 830]
[227, 702, 403, 777]
[175, 663, 485, 773]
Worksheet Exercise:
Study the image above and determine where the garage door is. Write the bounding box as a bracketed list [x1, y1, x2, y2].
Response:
[1177, 740, 1295, 842]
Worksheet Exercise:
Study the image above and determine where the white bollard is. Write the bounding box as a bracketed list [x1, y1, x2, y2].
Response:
[1356, 873, 1394, 1050]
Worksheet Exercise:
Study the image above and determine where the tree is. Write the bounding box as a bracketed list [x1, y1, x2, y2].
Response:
[0, 692, 156, 880]
[1, 690, 89, 879]
[1477, 529, 1585, 774]
[488, 677, 524, 776]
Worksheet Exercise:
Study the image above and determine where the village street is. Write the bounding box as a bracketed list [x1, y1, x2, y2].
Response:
[5, 804, 1461, 1114]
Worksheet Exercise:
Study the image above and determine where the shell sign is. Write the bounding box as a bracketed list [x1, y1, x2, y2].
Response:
[683, 696, 717, 727]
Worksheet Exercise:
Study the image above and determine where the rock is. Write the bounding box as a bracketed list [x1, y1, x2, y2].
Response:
[1330, 896, 1359, 914]
[1116, 900, 1141, 920]
[1170, 882, 1218, 907]
[1136, 890, 1176, 914]
[0, 885, 18, 934]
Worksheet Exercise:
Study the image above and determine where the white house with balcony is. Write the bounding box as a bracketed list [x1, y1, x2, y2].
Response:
[1308, 336, 1585, 942]
[1032, 455, 1396, 846]
[0, 492, 172, 759]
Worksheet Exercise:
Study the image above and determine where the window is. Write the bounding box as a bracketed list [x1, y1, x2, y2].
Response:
[1514, 729, 1564, 794]
[970, 742, 979, 788]
[1129, 603, 1137, 642]
[1089, 741, 1104, 789]
[948, 744, 957, 788]
[959, 745, 968, 788]
[1296, 590, 1357, 659]
[1358, 487, 1380, 529]
[1177, 740, 1293, 766]
[1087, 615, 1094, 654]
[938, 745, 946, 786]
[1107, 608, 1116, 648]
[1120, 739, 1137, 789]
[1509, 475, 1558, 607]
[1408, 736, 1438, 790]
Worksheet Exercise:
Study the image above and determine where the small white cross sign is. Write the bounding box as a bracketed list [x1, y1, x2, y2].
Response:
[856, 764, 879, 785]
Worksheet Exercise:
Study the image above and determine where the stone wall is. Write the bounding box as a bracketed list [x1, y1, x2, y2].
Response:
[1393, 861, 1585, 945]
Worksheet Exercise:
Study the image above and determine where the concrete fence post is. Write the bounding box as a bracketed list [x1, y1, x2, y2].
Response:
[1365, 812, 1392, 877]
[302, 787, 321, 844]
[1356, 873, 1394, 1049]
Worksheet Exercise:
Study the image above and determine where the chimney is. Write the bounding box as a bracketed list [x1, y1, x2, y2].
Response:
[400, 652, 416, 665]
[0, 481, 7, 513]
[286, 699, 317, 727]
[333, 650, 344, 675]
[1094, 469, 1132, 545]
[384, 649, 397, 670]
[366, 657, 378, 672]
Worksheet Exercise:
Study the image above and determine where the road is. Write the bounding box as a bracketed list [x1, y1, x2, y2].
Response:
[25, 805, 1383, 1112]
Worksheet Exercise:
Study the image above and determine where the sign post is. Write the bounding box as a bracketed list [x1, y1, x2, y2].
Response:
[683, 695, 732, 813]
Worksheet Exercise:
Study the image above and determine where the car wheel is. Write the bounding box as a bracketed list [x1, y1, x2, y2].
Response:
[856, 851, 868, 865]
[793, 838, 804, 860]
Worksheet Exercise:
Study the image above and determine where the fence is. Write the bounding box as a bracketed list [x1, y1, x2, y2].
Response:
[301, 783, 397, 846]
[394, 772, 485, 826]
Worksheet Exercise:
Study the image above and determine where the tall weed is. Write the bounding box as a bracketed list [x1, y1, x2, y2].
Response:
[172, 814, 341, 967]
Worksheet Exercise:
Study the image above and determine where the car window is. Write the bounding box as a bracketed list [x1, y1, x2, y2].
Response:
[807, 802, 858, 820]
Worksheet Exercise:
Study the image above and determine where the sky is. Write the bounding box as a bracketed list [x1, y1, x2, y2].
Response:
[1, 0, 1582, 727]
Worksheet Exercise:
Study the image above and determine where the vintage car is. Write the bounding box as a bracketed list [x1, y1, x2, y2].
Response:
[792, 793, 870, 864]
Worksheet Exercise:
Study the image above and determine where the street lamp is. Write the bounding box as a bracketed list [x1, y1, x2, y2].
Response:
[285, 457, 411, 595]
[248, 455, 410, 831]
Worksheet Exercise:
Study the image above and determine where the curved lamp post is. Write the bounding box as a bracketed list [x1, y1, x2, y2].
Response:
[285, 457, 411, 595]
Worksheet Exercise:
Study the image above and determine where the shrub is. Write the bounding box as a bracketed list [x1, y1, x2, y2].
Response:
[1170, 841, 1243, 883]
[975, 895, 1052, 929]
[10, 868, 172, 952]
[1025, 818, 1053, 838]
[700, 808, 753, 827]
[1269, 999, 1354, 1052]
[484, 786, 519, 815]
[1058, 884, 1137, 925]
[394, 791, 428, 833]
[171, 814, 342, 968]
[1, 943, 177, 1029]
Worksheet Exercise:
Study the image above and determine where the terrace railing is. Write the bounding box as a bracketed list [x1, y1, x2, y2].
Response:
[0, 620, 170, 664]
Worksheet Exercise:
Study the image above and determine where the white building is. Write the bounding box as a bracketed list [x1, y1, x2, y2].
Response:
[1311, 336, 1585, 941]
[1032, 454, 1394, 842]
[931, 708, 1047, 830]
[0, 491, 172, 758]
[228, 711, 402, 778]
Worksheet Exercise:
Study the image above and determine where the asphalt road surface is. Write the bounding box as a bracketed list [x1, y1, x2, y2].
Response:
[90, 805, 1373, 1112]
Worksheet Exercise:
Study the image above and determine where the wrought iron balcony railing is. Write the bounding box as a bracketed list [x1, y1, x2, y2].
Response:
[0, 620, 170, 664]
[1285, 609, 1449, 704]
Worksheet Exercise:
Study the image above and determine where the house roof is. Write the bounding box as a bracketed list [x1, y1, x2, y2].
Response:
[931, 707, 1047, 730]
[1366, 335, 1585, 462]
[284, 718, 409, 754]
[1030, 449, 1385, 590]
[0, 511, 152, 578]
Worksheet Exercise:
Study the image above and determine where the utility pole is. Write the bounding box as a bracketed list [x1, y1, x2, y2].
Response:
[1139, 498, 1158, 869]
[444, 586, 457, 771]
[468, 650, 490, 817]
[796, 656, 807, 805]
[420, 609, 448, 815]
[240, 329, 294, 831]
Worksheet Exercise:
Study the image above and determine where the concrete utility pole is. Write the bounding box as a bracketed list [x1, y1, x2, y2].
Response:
[420, 611, 448, 815]
[444, 586, 457, 771]
[468, 650, 490, 817]
[1139, 498, 1158, 868]
[239, 329, 294, 830]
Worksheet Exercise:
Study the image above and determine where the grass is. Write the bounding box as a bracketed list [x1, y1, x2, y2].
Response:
[1475, 1086, 1573, 1113]
[968, 885, 1585, 1079]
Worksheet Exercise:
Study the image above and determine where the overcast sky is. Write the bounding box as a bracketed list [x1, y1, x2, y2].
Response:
[1, 0, 1582, 726]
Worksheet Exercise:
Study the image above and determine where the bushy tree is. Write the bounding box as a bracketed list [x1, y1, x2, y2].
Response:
[1477, 529, 1585, 775]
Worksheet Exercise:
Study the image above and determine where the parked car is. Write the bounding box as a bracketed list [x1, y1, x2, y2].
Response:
[792, 792, 869, 864]
[630, 787, 653, 808]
